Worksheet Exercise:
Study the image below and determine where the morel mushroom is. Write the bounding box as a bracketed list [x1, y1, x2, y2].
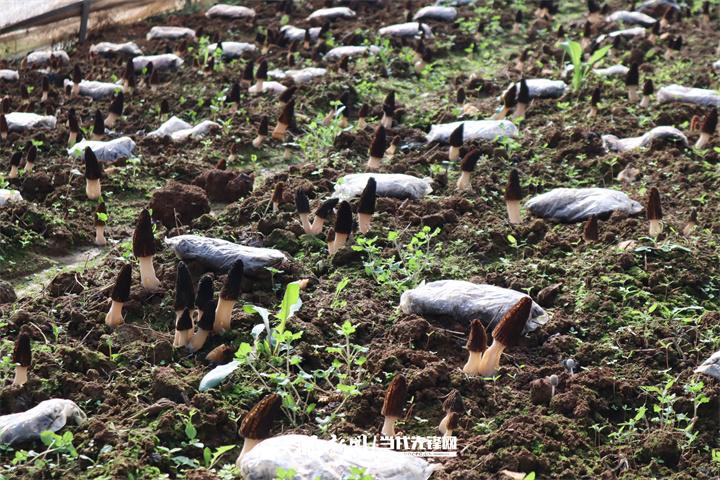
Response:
[505, 169, 522, 224]
[646, 187, 663, 236]
[105, 263, 131, 327]
[95, 202, 108, 246]
[133, 209, 161, 290]
[12, 332, 31, 386]
[474, 296, 532, 376]
[695, 108, 718, 149]
[330, 201, 352, 254]
[456, 149, 480, 191]
[462, 319, 488, 376]
[368, 125, 387, 170]
[439, 389, 464, 437]
[84, 147, 102, 200]
[311, 197, 339, 234]
[448, 123, 463, 162]
[236, 393, 282, 462]
[381, 374, 407, 436]
[358, 177, 377, 234]
[214, 259, 244, 333]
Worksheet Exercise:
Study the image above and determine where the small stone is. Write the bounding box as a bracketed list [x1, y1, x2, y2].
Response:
[0, 280, 17, 303]
[530, 378, 552, 405]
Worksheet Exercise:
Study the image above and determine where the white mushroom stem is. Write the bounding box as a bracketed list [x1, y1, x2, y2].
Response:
[236, 438, 262, 465]
[187, 329, 210, 352]
[386, 144, 397, 157]
[513, 102, 528, 119]
[474, 340, 506, 377]
[649, 219, 663, 236]
[252, 134, 266, 148]
[1, 131, 7, 140]
[25, 162, 33, 173]
[682, 222, 696, 236]
[249, 79, 264, 94]
[627, 86, 639, 103]
[367, 156, 382, 170]
[695, 132, 711, 149]
[105, 112, 118, 128]
[138, 256, 161, 290]
[381, 416, 399, 436]
[589, 107, 597, 117]
[86, 179, 101, 200]
[462, 350, 484, 376]
[448, 146, 460, 161]
[506, 200, 521, 224]
[492, 106, 509, 120]
[640, 96, 650, 108]
[41, 92, 48, 102]
[95, 225, 107, 246]
[512, 23, 521, 34]
[310, 217, 326, 235]
[442, 428, 454, 438]
[456, 171, 472, 191]
[68, 131, 77, 147]
[173, 310, 187, 347]
[272, 122, 288, 140]
[328, 237, 337, 255]
[283, 148, 292, 160]
[299, 213, 312, 234]
[105, 300, 124, 327]
[72, 83, 80, 97]
[381, 114, 393, 129]
[213, 298, 236, 333]
[357, 118, 367, 129]
[438, 414, 450, 435]
[13, 366, 28, 386]
[358, 212, 372, 234]
[8, 166, 18, 179]
[339, 117, 349, 129]
[273, 201, 280, 212]
[333, 232, 349, 252]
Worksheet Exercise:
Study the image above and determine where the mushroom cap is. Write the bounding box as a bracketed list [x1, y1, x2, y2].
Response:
[132, 209, 156, 258]
[10, 151, 22, 167]
[591, 86, 601, 106]
[517, 78, 530, 105]
[503, 84, 517, 107]
[583, 215, 599, 241]
[278, 99, 295, 125]
[220, 259, 244, 301]
[175, 261, 195, 311]
[109, 92, 124, 116]
[72, 64, 82, 83]
[334, 201, 353, 235]
[443, 389, 465, 414]
[492, 296, 532, 346]
[271, 182, 285, 204]
[13, 333, 31, 367]
[642, 79, 654, 96]
[646, 187, 662, 220]
[279, 86, 296, 104]
[256, 58, 269, 80]
[84, 146, 102, 180]
[460, 149, 481, 172]
[26, 144, 37, 164]
[195, 274, 215, 311]
[625, 63, 640, 87]
[381, 374, 407, 418]
[358, 103, 369, 118]
[295, 189, 310, 214]
[448, 123, 464, 148]
[315, 197, 339, 219]
[176, 308, 193, 331]
[466, 319, 488, 354]
[358, 177, 377, 215]
[701, 108, 718, 135]
[111, 263, 132, 302]
[198, 300, 217, 331]
[242, 60, 255, 81]
[93, 109, 105, 135]
[239, 393, 282, 439]
[369, 125, 387, 158]
[504, 169, 522, 201]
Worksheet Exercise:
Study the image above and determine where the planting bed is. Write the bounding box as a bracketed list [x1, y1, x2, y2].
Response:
[1, 0, 720, 479]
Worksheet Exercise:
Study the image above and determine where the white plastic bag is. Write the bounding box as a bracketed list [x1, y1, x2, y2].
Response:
[205, 4, 255, 19]
[281, 25, 321, 42]
[146, 116, 192, 139]
[268, 68, 326, 84]
[379, 22, 433, 38]
[400, 280, 547, 332]
[169, 120, 220, 143]
[656, 84, 720, 107]
[68, 137, 136, 162]
[0, 189, 23, 206]
[146, 26, 196, 41]
[63, 79, 122, 100]
[207, 42, 256, 60]
[133, 54, 184, 72]
[333, 173, 432, 201]
[5, 112, 56, 132]
[605, 11, 656, 27]
[426, 120, 518, 143]
[525, 187, 642, 223]
[638, 0, 679, 13]
[0, 399, 87, 445]
[0, 70, 19, 82]
[307, 7, 356, 21]
[25, 50, 69, 68]
[602, 126, 688, 152]
[89, 42, 142, 57]
[696, 350, 720, 380]
[165, 235, 288, 274]
[240, 435, 438, 480]
[593, 65, 629, 77]
[324, 46, 380, 62]
[502, 79, 567, 100]
[413, 6, 457, 21]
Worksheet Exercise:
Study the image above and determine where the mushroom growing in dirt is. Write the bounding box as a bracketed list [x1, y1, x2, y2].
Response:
[214, 259, 243, 333]
[683, 208, 698, 236]
[68, 109, 80, 147]
[589, 87, 601, 117]
[160, 98, 170, 121]
[641, 80, 654, 108]
[173, 261, 195, 346]
[146, 62, 159, 91]
[311, 197, 339, 234]
[41, 76, 50, 102]
[439, 389, 464, 437]
[133, 209, 161, 290]
[646, 187, 663, 236]
[357, 103, 369, 129]
[386, 135, 400, 158]
[474, 296, 532, 377]
[625, 63, 640, 103]
[381, 91, 395, 129]
[295, 189, 312, 234]
[92, 109, 105, 140]
[71, 64, 82, 97]
[226, 82, 241, 113]
[12, 332, 31, 386]
[272, 99, 294, 140]
[512, 10, 523, 33]
[456, 148, 480, 191]
[25, 144, 37, 173]
[583, 215, 599, 242]
[195, 274, 214, 323]
[253, 116, 269, 148]
[513, 79, 530, 118]
[368, 125, 387, 170]
[462, 319, 488, 376]
[504, 169, 523, 224]
[448, 123, 463, 162]
[95, 202, 108, 246]
[249, 58, 268, 94]
[84, 147, 102, 200]
[493, 84, 516, 120]
[381, 374, 407, 436]
[329, 201, 352, 254]
[236, 393, 282, 462]
[106, 92, 124, 128]
[189, 300, 216, 352]
[241, 59, 254, 89]
[695, 108, 718, 149]
[105, 263, 131, 327]
[278, 86, 296, 107]
[358, 177, 377, 234]
[174, 308, 193, 348]
[123, 59, 136, 93]
[271, 182, 284, 212]
[0, 114, 7, 141]
[8, 151, 21, 179]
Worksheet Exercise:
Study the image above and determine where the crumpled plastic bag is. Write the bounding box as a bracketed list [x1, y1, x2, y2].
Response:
[379, 22, 433, 38]
[0, 69, 19, 82]
[146, 26, 196, 41]
[602, 126, 688, 152]
[207, 42, 256, 60]
[205, 4, 255, 19]
[5, 112, 56, 132]
[596, 27, 645, 43]
[89, 41, 142, 57]
[399, 280, 547, 332]
[426, 120, 518, 143]
[307, 7, 356, 22]
[695, 350, 720, 380]
[169, 120, 220, 143]
[502, 79, 567, 100]
[240, 435, 439, 480]
[62, 79, 121, 100]
[133, 54, 184, 72]
[713, 60, 720, 74]
[0, 189, 23, 206]
[25, 50, 69, 68]
[605, 10, 656, 26]
[638, 0, 679, 13]
[268, 67, 326, 84]
[281, 25, 321, 42]
[435, 0, 475, 4]
[324, 46, 380, 61]
[146, 116, 192, 139]
[413, 6, 457, 21]
[165, 234, 288, 274]
[68, 137, 136, 162]
[525, 187, 643, 223]
[332, 173, 432, 201]
[656, 84, 720, 107]
[199, 361, 240, 392]
[250, 81, 287, 94]
[0, 399, 87, 445]
[593, 65, 629, 77]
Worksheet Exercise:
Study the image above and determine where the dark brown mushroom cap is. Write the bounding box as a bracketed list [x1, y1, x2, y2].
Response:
[503, 84, 517, 108]
[689, 208, 698, 223]
[334, 201, 353, 235]
[72, 64, 82, 83]
[646, 187, 662, 220]
[383, 91, 395, 111]
[160, 98, 170, 114]
[295, 189, 310, 214]
[110, 263, 132, 302]
[326, 227, 335, 244]
[278, 99, 294, 126]
[13, 333, 31, 367]
[256, 59, 268, 80]
[109, 92, 124, 116]
[460, 149, 481, 172]
[315, 197, 339, 219]
[195, 274, 214, 311]
[493, 296, 532, 346]
[1, 97, 9, 114]
[84, 147, 102, 180]
[279, 86, 296, 104]
[504, 169, 522, 201]
[382, 102, 394, 118]
[517, 78, 530, 105]
[358, 103, 369, 118]
[26, 144, 37, 164]
[701, 108, 718, 135]
[240, 393, 282, 439]
[625, 63, 639, 87]
[443, 389, 465, 414]
[583, 215, 599, 241]
[42, 76, 49, 92]
[0, 114, 7, 133]
[124, 59, 136, 82]
[446, 411, 460, 430]
[10, 151, 22, 167]
[271, 182, 285, 204]
[358, 177, 377, 215]
[515, 9, 523, 22]
[466, 319, 488, 354]
[68, 109, 79, 132]
[215, 159, 227, 170]
[587, 0, 600, 13]
[93, 110, 105, 135]
[369, 125, 387, 158]
[583, 21, 592, 38]
[642, 79, 654, 96]
[381, 374, 407, 418]
[148, 67, 159, 86]
[95, 202, 107, 227]
[198, 299, 217, 331]
[591, 86, 601, 106]
[220, 259, 244, 301]
[176, 308, 193, 331]
[132, 209, 156, 258]
[242, 60, 255, 82]
[175, 261, 195, 311]
[449, 123, 464, 148]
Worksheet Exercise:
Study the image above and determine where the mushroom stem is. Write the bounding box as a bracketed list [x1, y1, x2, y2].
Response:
[310, 217, 325, 235]
[649, 219, 663, 236]
[358, 212, 372, 234]
[105, 300, 125, 327]
[272, 122, 288, 140]
[627, 86, 639, 103]
[589, 106, 597, 117]
[438, 414, 450, 435]
[92, 132, 103, 141]
[456, 171, 472, 191]
[213, 298, 235, 333]
[462, 351, 484, 376]
[236, 438, 262, 464]
[381, 416, 398, 436]
[41, 92, 48, 102]
[252, 134, 266, 148]
[448, 146, 460, 161]
[357, 118, 366, 129]
[367, 156, 382, 170]
[249, 79, 264, 94]
[333, 232, 349, 252]
[105, 112, 118, 128]
[25, 162, 34, 173]
[513, 103, 528, 118]
[695, 132, 711, 149]
[640, 96, 650, 108]
[299, 213, 312, 234]
[13, 366, 28, 386]
[138, 256, 161, 290]
[8, 166, 18, 179]
[474, 340, 505, 377]
[381, 114, 392, 129]
[95, 225, 107, 246]
[72, 83, 80, 97]
[86, 178, 101, 200]
[187, 329, 210, 352]
[506, 200, 521, 224]
[173, 310, 190, 347]
[492, 106, 509, 120]
[68, 131, 78, 147]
